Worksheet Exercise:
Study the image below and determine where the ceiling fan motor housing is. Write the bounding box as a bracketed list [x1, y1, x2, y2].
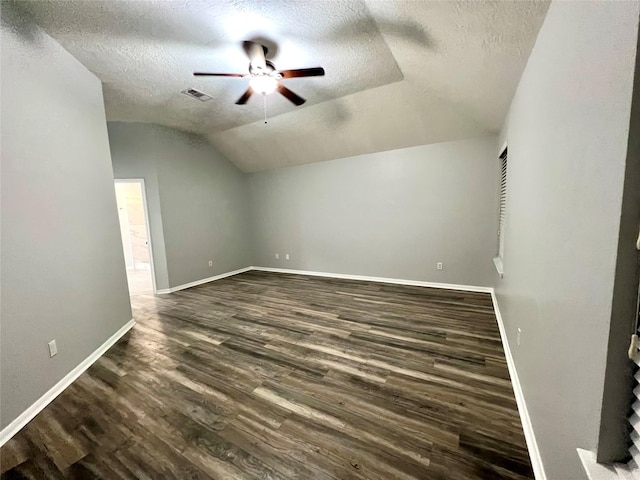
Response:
[249, 60, 277, 76]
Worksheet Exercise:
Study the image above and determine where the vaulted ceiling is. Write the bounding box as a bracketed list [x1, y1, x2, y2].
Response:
[19, 0, 549, 172]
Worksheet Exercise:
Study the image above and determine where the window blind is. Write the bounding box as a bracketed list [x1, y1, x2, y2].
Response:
[497, 148, 508, 260]
[629, 362, 640, 471]
[625, 261, 640, 475]
[628, 275, 640, 473]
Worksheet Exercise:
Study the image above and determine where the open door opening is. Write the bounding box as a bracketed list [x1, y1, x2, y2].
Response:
[114, 179, 156, 295]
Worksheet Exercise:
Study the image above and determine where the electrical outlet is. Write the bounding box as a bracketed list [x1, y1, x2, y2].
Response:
[275, 253, 279, 259]
[285, 253, 290, 260]
[48, 340, 58, 358]
[436, 262, 443, 270]
[208, 260, 213, 267]
[517, 328, 522, 346]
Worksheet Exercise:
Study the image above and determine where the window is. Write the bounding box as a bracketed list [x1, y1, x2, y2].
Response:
[494, 146, 507, 277]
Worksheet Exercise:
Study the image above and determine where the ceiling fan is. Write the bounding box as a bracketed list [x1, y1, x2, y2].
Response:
[194, 41, 325, 106]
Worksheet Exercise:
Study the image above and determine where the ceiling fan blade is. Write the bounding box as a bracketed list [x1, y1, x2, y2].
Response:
[277, 67, 325, 79]
[235, 87, 254, 105]
[276, 83, 306, 106]
[194, 72, 245, 77]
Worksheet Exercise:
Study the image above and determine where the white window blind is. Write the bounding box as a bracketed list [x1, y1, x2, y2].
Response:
[628, 276, 640, 473]
[629, 360, 640, 471]
[497, 147, 508, 260]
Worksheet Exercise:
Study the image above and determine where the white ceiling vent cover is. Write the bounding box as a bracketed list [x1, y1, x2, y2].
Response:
[182, 88, 212, 102]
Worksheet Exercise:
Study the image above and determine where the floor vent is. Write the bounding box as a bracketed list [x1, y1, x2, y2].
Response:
[182, 88, 212, 102]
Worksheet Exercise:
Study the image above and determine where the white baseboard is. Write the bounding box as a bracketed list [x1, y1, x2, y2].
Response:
[155, 265, 491, 295]
[491, 291, 546, 480]
[0, 319, 136, 447]
[156, 267, 252, 294]
[251, 266, 493, 293]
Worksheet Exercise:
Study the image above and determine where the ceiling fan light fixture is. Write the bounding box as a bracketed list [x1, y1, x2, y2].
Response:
[249, 75, 277, 95]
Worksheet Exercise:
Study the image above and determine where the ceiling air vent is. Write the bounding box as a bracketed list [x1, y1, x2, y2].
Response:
[182, 88, 212, 102]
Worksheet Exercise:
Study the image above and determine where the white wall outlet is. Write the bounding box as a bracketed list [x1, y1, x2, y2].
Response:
[48, 340, 58, 358]
[275, 253, 279, 259]
[517, 328, 522, 346]
[208, 260, 213, 267]
[285, 253, 290, 260]
[436, 262, 443, 270]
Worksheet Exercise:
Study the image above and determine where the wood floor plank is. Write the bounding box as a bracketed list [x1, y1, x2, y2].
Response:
[0, 271, 533, 479]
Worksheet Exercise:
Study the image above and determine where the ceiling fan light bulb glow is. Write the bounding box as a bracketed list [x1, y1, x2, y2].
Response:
[250, 76, 277, 95]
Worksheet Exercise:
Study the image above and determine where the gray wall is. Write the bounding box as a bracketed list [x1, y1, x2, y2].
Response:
[109, 122, 253, 290]
[0, 7, 132, 428]
[495, 1, 640, 478]
[108, 123, 171, 291]
[248, 137, 499, 287]
[598, 24, 640, 463]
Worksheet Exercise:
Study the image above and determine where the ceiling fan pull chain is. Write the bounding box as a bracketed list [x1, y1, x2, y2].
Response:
[263, 94, 268, 124]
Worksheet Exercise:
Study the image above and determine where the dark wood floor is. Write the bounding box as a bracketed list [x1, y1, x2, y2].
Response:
[1, 271, 533, 479]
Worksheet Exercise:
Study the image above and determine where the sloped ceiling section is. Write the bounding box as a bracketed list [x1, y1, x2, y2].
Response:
[20, 0, 549, 172]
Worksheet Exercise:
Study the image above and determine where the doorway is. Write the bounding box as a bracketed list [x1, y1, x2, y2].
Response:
[114, 179, 155, 295]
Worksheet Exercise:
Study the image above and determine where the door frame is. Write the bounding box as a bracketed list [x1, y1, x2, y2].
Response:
[114, 178, 157, 294]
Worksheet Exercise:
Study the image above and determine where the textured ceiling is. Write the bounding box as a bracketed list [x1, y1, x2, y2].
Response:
[18, 0, 549, 172]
